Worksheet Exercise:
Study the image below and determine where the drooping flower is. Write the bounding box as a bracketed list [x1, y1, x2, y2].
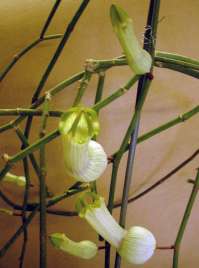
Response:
[59, 107, 107, 182]
[76, 192, 156, 265]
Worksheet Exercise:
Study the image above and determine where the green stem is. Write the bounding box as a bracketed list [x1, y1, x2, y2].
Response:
[91, 72, 106, 195]
[1, 102, 197, 184]
[114, 148, 199, 208]
[73, 71, 92, 106]
[173, 169, 199, 268]
[0, 72, 84, 134]
[39, 95, 50, 268]
[19, 156, 30, 268]
[93, 75, 139, 111]
[0, 183, 86, 258]
[39, 0, 62, 39]
[0, 34, 63, 82]
[155, 60, 199, 79]
[0, 109, 62, 117]
[155, 51, 199, 67]
[32, 0, 90, 103]
[114, 0, 161, 267]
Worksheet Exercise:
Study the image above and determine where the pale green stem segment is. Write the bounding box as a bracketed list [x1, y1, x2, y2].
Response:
[173, 169, 199, 268]
[49, 233, 97, 260]
[110, 5, 152, 74]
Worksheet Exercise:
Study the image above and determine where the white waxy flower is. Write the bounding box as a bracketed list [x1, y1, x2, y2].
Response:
[77, 192, 156, 265]
[118, 226, 156, 265]
[49, 233, 97, 260]
[78, 195, 126, 247]
[62, 136, 107, 182]
[110, 4, 152, 74]
[3, 172, 26, 187]
[59, 107, 107, 182]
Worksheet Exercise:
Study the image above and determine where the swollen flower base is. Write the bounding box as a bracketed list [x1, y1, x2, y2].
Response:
[49, 233, 97, 260]
[59, 106, 107, 182]
[76, 192, 156, 265]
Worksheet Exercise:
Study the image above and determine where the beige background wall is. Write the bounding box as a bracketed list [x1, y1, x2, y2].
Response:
[0, 1, 199, 267]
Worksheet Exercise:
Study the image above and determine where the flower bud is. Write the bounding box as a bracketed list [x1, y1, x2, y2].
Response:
[110, 4, 152, 74]
[49, 233, 97, 260]
[3, 172, 26, 187]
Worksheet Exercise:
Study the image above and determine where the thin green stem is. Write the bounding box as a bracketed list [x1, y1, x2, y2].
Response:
[39, 94, 50, 268]
[91, 72, 106, 195]
[1, 102, 197, 185]
[155, 60, 199, 79]
[93, 75, 139, 112]
[73, 71, 92, 106]
[19, 157, 30, 268]
[0, 72, 84, 134]
[0, 109, 62, 117]
[0, 183, 86, 258]
[40, 0, 62, 39]
[32, 0, 90, 103]
[173, 169, 199, 268]
[114, 148, 199, 208]
[155, 51, 199, 67]
[113, 104, 199, 157]
[0, 207, 39, 258]
[0, 34, 63, 82]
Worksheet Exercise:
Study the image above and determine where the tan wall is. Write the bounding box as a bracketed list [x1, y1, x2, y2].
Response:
[0, 1, 199, 267]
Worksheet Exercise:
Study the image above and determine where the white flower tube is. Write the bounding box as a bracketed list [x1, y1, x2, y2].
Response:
[77, 193, 156, 265]
[49, 233, 97, 260]
[59, 107, 107, 182]
[2, 172, 26, 187]
[110, 4, 152, 74]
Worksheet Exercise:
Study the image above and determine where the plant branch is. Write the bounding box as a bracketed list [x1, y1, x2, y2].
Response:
[114, 0, 161, 267]
[173, 169, 199, 268]
[114, 148, 199, 208]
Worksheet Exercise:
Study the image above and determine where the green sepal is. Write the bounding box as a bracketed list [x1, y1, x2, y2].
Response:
[110, 4, 152, 74]
[59, 106, 100, 144]
[75, 191, 103, 217]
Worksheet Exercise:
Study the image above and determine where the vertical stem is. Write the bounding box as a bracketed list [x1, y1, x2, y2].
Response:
[72, 71, 92, 106]
[173, 169, 199, 268]
[40, 0, 62, 39]
[39, 94, 50, 268]
[19, 156, 30, 268]
[114, 1, 161, 267]
[32, 0, 90, 103]
[92, 72, 106, 194]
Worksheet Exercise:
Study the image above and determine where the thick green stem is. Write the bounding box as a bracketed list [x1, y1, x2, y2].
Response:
[173, 169, 199, 268]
